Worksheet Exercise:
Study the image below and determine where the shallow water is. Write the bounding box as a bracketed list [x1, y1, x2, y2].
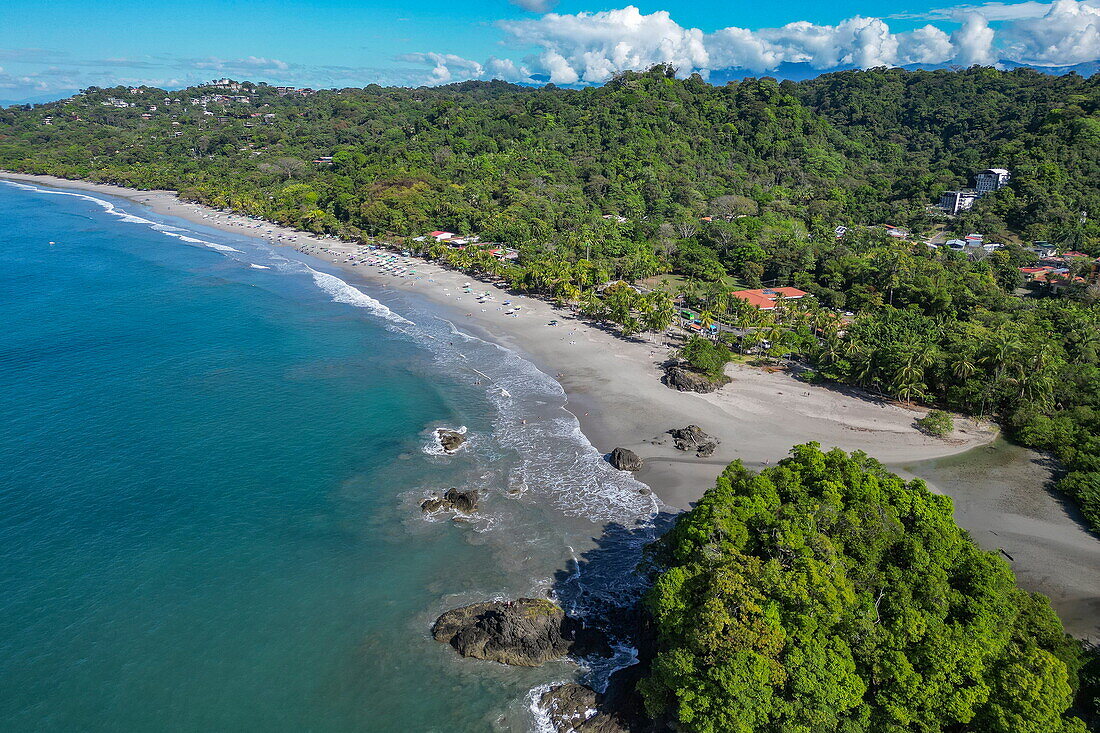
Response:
[0, 181, 660, 731]
[897, 438, 1100, 639]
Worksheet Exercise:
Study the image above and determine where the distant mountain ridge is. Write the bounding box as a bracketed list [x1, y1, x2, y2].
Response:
[709, 59, 1100, 84]
[2, 60, 1097, 107]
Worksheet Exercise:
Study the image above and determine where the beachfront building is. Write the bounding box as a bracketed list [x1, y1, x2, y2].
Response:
[975, 168, 1011, 195]
[940, 190, 978, 215]
[730, 287, 809, 310]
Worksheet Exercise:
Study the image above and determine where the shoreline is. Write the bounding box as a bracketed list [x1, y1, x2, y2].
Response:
[6, 171, 1099, 642]
[0, 170, 997, 510]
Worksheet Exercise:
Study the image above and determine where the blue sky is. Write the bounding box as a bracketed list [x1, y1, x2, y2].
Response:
[1, 0, 1098, 101]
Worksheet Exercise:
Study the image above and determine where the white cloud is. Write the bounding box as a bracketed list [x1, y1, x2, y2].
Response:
[191, 56, 290, 72]
[5, 1, 1100, 96]
[952, 13, 999, 64]
[498, 7, 709, 83]
[397, 52, 485, 84]
[893, 1, 1056, 21]
[897, 25, 956, 64]
[999, 0, 1100, 65]
[453, 2, 1099, 84]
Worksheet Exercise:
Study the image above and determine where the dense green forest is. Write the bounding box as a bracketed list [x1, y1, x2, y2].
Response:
[1, 65, 1099, 532]
[1, 66, 1097, 247]
[642, 444, 1093, 732]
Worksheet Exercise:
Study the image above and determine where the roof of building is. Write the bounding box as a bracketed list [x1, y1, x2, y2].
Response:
[730, 287, 808, 309]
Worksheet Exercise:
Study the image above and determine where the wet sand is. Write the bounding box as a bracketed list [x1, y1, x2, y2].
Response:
[897, 440, 1100, 640]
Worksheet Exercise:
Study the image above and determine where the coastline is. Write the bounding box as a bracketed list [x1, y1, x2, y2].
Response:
[0, 169, 998, 508]
[6, 172, 1100, 644]
[0, 171, 997, 511]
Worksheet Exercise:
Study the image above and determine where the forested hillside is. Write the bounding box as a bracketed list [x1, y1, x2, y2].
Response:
[797, 67, 1100, 244]
[1, 66, 1097, 249]
[642, 445, 1093, 732]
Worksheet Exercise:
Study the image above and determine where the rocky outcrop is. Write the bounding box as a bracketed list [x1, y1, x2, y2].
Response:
[421, 488, 479, 514]
[664, 366, 729, 394]
[432, 598, 611, 666]
[609, 447, 643, 471]
[540, 663, 667, 733]
[540, 683, 600, 731]
[668, 425, 718, 457]
[436, 428, 467, 453]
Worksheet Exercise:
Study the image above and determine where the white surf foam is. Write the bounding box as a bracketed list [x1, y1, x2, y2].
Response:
[155, 229, 243, 252]
[305, 266, 415, 325]
[1, 179, 256, 260]
[526, 681, 579, 733]
[423, 425, 468, 456]
[249, 263, 270, 270]
[1, 180, 156, 225]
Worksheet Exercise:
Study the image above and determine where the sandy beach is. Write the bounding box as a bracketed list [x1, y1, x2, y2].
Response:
[6, 170, 1099, 638]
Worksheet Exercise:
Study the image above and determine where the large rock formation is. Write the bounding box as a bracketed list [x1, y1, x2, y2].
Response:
[608, 447, 643, 471]
[436, 428, 467, 453]
[432, 598, 610, 666]
[664, 366, 729, 394]
[421, 488, 479, 514]
[668, 425, 719, 457]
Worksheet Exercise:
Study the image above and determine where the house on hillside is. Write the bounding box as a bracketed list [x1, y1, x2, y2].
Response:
[975, 168, 1011, 195]
[940, 190, 978, 215]
[730, 287, 808, 310]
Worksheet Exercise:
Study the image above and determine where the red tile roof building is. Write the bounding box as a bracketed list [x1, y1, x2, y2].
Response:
[730, 287, 809, 310]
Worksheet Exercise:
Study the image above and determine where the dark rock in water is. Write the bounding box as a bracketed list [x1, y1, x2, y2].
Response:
[436, 428, 466, 453]
[668, 425, 718, 457]
[540, 683, 599, 731]
[608, 447, 643, 471]
[432, 598, 611, 666]
[540, 663, 668, 732]
[444, 487, 478, 513]
[420, 488, 479, 514]
[420, 496, 445, 513]
[664, 366, 729, 393]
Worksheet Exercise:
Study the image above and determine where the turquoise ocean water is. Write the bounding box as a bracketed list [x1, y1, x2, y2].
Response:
[0, 181, 659, 731]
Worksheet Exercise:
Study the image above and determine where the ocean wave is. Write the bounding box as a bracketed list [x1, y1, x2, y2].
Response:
[155, 229, 243, 252]
[249, 263, 270, 270]
[304, 266, 415, 325]
[0, 180, 155, 225]
[1, 179, 257, 259]
[526, 682, 579, 733]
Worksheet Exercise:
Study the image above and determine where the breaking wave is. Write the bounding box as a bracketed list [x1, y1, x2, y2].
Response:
[304, 266, 415, 326]
[0, 179, 155, 225]
[153, 228, 243, 252]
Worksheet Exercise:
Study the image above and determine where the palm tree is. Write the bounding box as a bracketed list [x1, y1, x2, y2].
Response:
[951, 351, 978, 382]
[818, 334, 843, 370]
[699, 310, 717, 339]
[642, 291, 676, 332]
[982, 332, 1021, 381]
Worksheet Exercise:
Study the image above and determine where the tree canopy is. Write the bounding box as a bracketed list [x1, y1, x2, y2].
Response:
[641, 443, 1087, 733]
